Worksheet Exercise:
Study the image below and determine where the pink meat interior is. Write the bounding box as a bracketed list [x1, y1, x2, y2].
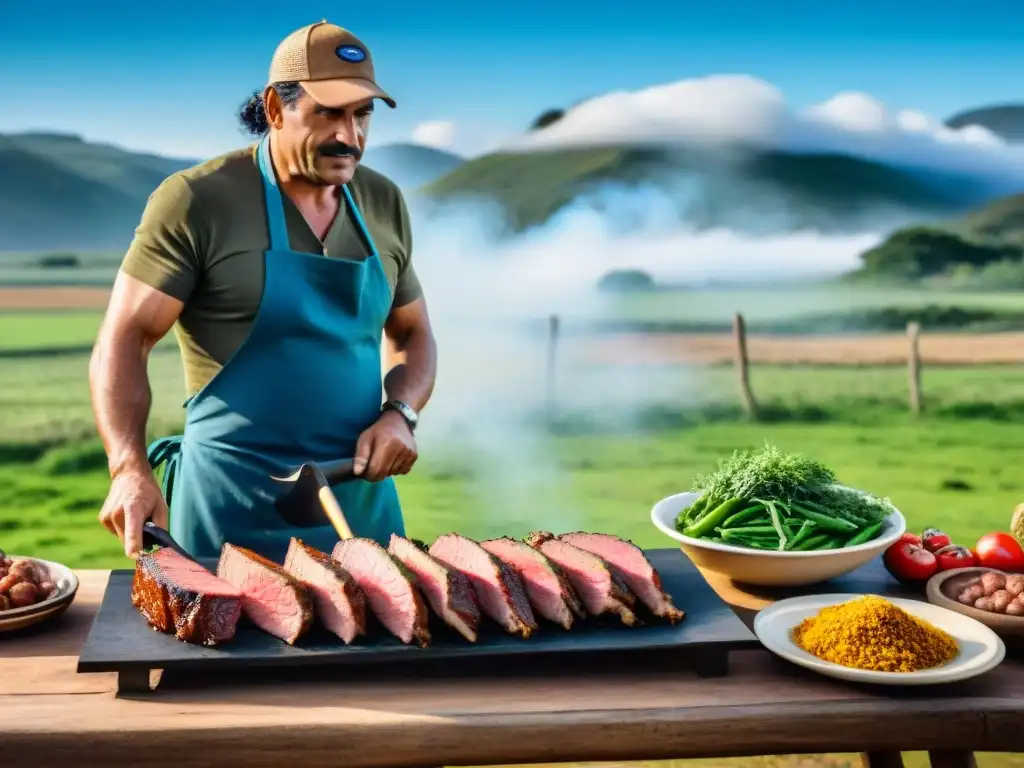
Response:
[537, 540, 611, 613]
[217, 546, 305, 639]
[333, 540, 417, 641]
[153, 548, 241, 597]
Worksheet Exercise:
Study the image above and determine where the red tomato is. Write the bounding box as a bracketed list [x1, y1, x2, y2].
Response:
[883, 540, 939, 583]
[934, 545, 977, 571]
[975, 533, 1024, 573]
[898, 532, 922, 546]
[921, 528, 951, 553]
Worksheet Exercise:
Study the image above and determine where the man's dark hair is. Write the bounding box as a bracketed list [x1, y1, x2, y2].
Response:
[237, 82, 305, 136]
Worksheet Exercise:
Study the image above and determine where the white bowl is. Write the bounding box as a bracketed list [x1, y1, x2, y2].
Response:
[650, 490, 906, 587]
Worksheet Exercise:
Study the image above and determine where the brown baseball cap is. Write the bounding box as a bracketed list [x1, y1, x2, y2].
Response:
[268, 21, 395, 109]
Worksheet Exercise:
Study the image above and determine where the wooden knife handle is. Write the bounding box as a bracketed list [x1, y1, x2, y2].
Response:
[317, 487, 355, 540]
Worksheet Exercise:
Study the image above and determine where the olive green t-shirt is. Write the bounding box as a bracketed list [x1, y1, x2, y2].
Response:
[121, 145, 422, 395]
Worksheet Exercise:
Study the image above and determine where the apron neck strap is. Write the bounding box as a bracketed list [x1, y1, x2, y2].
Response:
[340, 184, 381, 258]
[257, 134, 291, 252]
[259, 134, 382, 258]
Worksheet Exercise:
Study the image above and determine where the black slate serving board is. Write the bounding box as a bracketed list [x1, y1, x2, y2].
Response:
[76, 548, 759, 693]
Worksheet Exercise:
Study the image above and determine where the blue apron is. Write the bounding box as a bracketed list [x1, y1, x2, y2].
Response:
[146, 135, 404, 562]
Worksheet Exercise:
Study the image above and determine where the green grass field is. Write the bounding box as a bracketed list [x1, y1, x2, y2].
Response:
[2, 297, 1024, 768]
[2, 416, 1020, 568]
[601, 285, 1024, 324]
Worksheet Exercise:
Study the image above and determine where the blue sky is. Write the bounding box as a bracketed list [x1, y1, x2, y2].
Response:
[2, 0, 1022, 159]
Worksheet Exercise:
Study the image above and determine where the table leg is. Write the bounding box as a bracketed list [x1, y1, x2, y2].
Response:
[116, 668, 153, 695]
[861, 751, 905, 768]
[929, 751, 978, 768]
[693, 647, 730, 677]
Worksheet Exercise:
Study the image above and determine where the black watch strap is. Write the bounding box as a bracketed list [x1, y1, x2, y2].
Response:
[383, 399, 418, 432]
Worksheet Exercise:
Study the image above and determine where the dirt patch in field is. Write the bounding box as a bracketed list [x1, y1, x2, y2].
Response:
[0, 287, 110, 309]
[580, 332, 1024, 365]
[4, 288, 1023, 365]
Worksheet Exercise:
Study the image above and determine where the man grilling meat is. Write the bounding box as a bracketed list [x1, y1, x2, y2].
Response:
[89, 21, 437, 562]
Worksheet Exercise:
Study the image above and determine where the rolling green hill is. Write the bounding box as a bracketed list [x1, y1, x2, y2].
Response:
[946, 105, 1024, 143]
[0, 132, 196, 251]
[421, 144, 1007, 233]
[0, 133, 463, 252]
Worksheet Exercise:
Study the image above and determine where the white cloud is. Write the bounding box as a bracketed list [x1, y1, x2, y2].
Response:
[501, 74, 1024, 183]
[411, 120, 458, 151]
[410, 120, 509, 158]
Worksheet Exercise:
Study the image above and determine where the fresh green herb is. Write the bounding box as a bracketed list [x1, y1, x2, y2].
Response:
[677, 443, 894, 551]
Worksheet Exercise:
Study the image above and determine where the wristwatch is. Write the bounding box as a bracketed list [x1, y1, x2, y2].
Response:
[382, 399, 418, 432]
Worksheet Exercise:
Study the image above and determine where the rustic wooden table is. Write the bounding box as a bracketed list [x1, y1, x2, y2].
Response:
[1, 563, 1021, 768]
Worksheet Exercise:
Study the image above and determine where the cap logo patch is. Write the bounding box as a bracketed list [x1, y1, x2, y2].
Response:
[336, 45, 366, 63]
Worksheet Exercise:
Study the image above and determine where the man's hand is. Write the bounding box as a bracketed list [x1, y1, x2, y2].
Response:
[353, 410, 418, 482]
[98, 469, 169, 558]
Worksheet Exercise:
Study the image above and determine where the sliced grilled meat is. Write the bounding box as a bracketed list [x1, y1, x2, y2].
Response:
[332, 538, 430, 647]
[131, 546, 242, 646]
[283, 538, 367, 644]
[558, 532, 684, 623]
[481, 537, 584, 630]
[429, 533, 538, 638]
[526, 531, 638, 626]
[216, 543, 314, 645]
[389, 535, 481, 642]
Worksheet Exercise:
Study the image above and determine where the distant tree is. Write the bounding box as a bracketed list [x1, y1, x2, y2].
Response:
[530, 108, 565, 131]
[37, 252, 80, 268]
[857, 226, 1016, 280]
[596, 269, 656, 293]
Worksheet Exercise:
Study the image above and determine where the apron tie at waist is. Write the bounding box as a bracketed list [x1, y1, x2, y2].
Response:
[147, 435, 184, 510]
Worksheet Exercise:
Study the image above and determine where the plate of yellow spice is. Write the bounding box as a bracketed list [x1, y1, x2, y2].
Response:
[753, 593, 1005, 685]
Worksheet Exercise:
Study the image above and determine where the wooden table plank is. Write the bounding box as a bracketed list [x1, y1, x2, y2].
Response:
[1, 566, 1021, 768]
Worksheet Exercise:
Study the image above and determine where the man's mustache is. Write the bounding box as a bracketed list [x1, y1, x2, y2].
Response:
[317, 142, 362, 160]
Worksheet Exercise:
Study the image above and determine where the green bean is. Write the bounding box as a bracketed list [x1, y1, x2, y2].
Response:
[784, 520, 817, 550]
[793, 533, 832, 551]
[721, 503, 768, 529]
[820, 536, 844, 549]
[754, 498, 789, 550]
[676, 495, 709, 528]
[844, 521, 884, 546]
[718, 525, 779, 535]
[789, 503, 859, 532]
[801, 498, 870, 526]
[684, 497, 746, 538]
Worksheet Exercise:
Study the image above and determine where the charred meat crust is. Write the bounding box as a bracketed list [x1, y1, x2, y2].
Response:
[526, 530, 640, 627]
[558, 531, 685, 623]
[481, 537, 586, 628]
[429, 533, 538, 639]
[131, 550, 242, 646]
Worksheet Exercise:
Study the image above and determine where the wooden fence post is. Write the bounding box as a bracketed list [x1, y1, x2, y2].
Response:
[546, 314, 560, 427]
[733, 313, 759, 419]
[907, 321, 922, 415]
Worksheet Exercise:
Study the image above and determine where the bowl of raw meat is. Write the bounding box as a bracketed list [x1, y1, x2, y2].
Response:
[0, 549, 79, 632]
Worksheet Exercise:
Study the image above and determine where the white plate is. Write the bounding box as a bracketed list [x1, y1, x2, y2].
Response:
[754, 593, 1006, 685]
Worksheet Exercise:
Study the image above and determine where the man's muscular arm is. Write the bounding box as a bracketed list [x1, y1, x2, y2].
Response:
[353, 296, 438, 481]
[89, 272, 184, 555]
[383, 296, 437, 413]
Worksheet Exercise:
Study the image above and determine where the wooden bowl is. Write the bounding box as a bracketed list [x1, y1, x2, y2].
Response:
[925, 566, 1024, 638]
[0, 556, 79, 634]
